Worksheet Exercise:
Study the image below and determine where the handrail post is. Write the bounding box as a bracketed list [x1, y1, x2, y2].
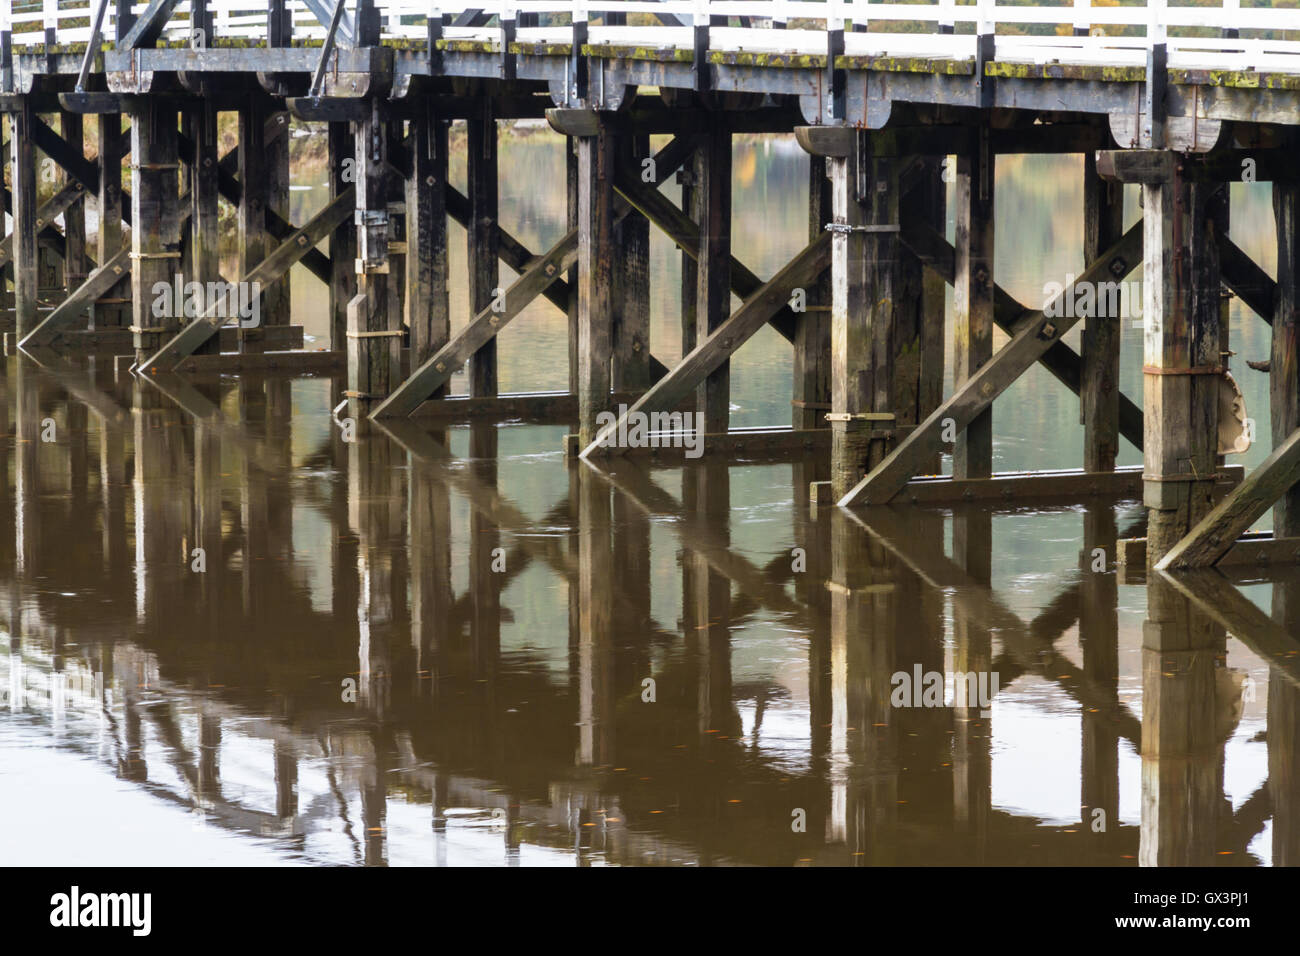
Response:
[570, 0, 588, 103]
[975, 0, 995, 109]
[692, 0, 710, 92]
[1145, 0, 1168, 148]
[827, 0, 845, 120]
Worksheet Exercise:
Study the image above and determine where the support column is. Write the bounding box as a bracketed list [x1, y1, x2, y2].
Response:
[348, 101, 398, 410]
[954, 126, 994, 480]
[1271, 180, 1300, 537]
[129, 98, 181, 364]
[793, 154, 831, 434]
[10, 96, 38, 337]
[575, 117, 614, 448]
[328, 121, 357, 352]
[94, 111, 128, 329]
[612, 132, 651, 392]
[62, 113, 87, 299]
[1082, 150, 1124, 472]
[265, 110, 291, 329]
[696, 122, 732, 433]
[406, 104, 449, 375]
[467, 100, 499, 397]
[187, 99, 221, 353]
[237, 94, 268, 352]
[1143, 163, 1223, 565]
[567, 137, 580, 394]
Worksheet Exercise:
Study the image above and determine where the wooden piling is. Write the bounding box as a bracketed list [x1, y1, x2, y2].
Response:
[467, 101, 499, 398]
[1272, 180, 1300, 537]
[954, 126, 994, 480]
[328, 121, 356, 353]
[1142, 164, 1224, 565]
[695, 122, 732, 434]
[186, 99, 221, 355]
[1082, 150, 1124, 472]
[61, 113, 87, 299]
[575, 116, 614, 448]
[129, 98, 180, 365]
[405, 104, 449, 377]
[94, 111, 127, 329]
[793, 154, 831, 433]
[10, 96, 37, 338]
[348, 101, 398, 409]
[264, 110, 292, 329]
[237, 95, 268, 352]
[613, 131, 651, 392]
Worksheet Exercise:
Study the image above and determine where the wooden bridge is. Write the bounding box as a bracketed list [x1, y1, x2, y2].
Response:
[3, 0, 1300, 568]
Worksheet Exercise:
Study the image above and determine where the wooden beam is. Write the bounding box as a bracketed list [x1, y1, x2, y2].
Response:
[895, 464, 1242, 506]
[328, 122, 355, 351]
[580, 233, 832, 459]
[899, 217, 1144, 451]
[0, 182, 86, 271]
[1219, 233, 1276, 323]
[1154, 426, 1300, 569]
[467, 100, 499, 398]
[1083, 149, 1125, 472]
[19, 247, 131, 349]
[841, 221, 1143, 506]
[120, 0, 183, 50]
[129, 97, 181, 364]
[407, 104, 450, 374]
[10, 96, 38, 338]
[137, 190, 355, 373]
[371, 229, 577, 419]
[954, 125, 994, 480]
[576, 119, 615, 447]
[1273, 180, 1300, 537]
[695, 123, 731, 433]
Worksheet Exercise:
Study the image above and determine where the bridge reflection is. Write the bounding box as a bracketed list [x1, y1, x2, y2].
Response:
[1, 355, 1294, 866]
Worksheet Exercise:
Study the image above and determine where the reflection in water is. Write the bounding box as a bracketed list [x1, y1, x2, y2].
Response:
[2, 353, 1295, 866]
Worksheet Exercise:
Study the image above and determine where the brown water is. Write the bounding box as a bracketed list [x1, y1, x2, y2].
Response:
[0, 124, 1295, 866]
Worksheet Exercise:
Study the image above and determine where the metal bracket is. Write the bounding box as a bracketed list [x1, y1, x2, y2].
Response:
[824, 222, 901, 235]
[825, 411, 896, 423]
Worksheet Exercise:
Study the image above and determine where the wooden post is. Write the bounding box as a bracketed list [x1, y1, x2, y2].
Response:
[696, 122, 732, 434]
[567, 137, 579, 394]
[188, 99, 221, 354]
[1082, 150, 1124, 472]
[62, 113, 87, 300]
[828, 130, 871, 499]
[406, 104, 449, 376]
[10, 96, 38, 338]
[575, 117, 614, 448]
[238, 94, 268, 352]
[264, 109, 292, 328]
[1272, 180, 1300, 537]
[612, 131, 651, 392]
[467, 100, 499, 398]
[328, 121, 356, 352]
[349, 100, 398, 410]
[1143, 164, 1224, 565]
[129, 98, 181, 365]
[793, 154, 831, 434]
[954, 126, 994, 480]
[94, 111, 127, 329]
[864, 138, 903, 472]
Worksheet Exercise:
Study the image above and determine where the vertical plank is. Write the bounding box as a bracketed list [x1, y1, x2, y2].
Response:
[612, 131, 651, 392]
[129, 98, 181, 365]
[94, 111, 127, 329]
[264, 109, 292, 328]
[695, 122, 732, 434]
[328, 121, 356, 352]
[467, 100, 499, 398]
[793, 153, 831, 433]
[864, 136, 901, 472]
[1082, 150, 1124, 472]
[567, 136, 579, 394]
[10, 96, 38, 338]
[1272, 180, 1300, 537]
[828, 131, 871, 500]
[576, 121, 614, 448]
[238, 94, 268, 352]
[189, 99, 221, 355]
[62, 113, 87, 299]
[1142, 168, 1223, 564]
[406, 103, 450, 381]
[348, 100, 397, 410]
[953, 127, 994, 480]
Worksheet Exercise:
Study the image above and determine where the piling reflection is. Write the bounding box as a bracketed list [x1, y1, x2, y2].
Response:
[2, 355, 1296, 866]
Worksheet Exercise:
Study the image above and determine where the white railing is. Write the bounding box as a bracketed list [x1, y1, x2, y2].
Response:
[1, 1, 1299, 73]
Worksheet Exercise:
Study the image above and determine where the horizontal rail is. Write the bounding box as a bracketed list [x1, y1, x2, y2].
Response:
[0, 1, 1297, 74]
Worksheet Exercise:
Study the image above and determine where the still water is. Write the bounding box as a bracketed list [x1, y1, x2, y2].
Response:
[0, 122, 1295, 866]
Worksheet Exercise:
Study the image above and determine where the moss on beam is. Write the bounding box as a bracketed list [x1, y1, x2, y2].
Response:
[581, 44, 693, 63]
[709, 50, 824, 68]
[985, 61, 1145, 82]
[509, 41, 573, 56]
[837, 54, 973, 75]
[1171, 68, 1300, 90]
[435, 38, 501, 55]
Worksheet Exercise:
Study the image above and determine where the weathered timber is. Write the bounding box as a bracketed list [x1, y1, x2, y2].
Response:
[793, 153, 831, 431]
[237, 94, 269, 352]
[1273, 181, 1300, 538]
[612, 131, 651, 393]
[576, 117, 615, 448]
[19, 247, 132, 349]
[895, 464, 1241, 506]
[1082, 149, 1124, 472]
[328, 122, 356, 351]
[0, 182, 86, 270]
[129, 97, 181, 364]
[371, 229, 577, 419]
[696, 122, 732, 433]
[898, 217, 1144, 451]
[137, 190, 355, 373]
[1156, 426, 1300, 569]
[94, 110, 128, 329]
[406, 104, 450, 373]
[581, 233, 832, 459]
[840, 221, 1143, 506]
[10, 96, 37, 338]
[467, 99, 499, 398]
[954, 125, 994, 480]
